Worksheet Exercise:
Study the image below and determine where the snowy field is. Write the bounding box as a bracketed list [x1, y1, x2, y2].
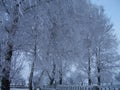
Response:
[10, 88, 40, 90]
[0, 88, 41, 90]
[0, 87, 30, 90]
[3, 88, 28, 90]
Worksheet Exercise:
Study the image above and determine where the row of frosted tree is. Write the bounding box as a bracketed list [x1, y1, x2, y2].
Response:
[0, 0, 119, 90]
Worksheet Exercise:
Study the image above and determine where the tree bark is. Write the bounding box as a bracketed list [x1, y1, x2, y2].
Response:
[1, 2, 19, 90]
[29, 36, 37, 90]
[49, 63, 56, 85]
[97, 66, 101, 86]
[95, 47, 101, 90]
[88, 56, 91, 85]
[97, 47, 101, 86]
[59, 67, 63, 85]
[29, 61, 35, 90]
[1, 42, 13, 90]
[29, 49, 36, 90]
[59, 74, 62, 85]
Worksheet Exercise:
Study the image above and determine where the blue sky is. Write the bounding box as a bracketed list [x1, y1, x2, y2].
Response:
[91, 0, 120, 51]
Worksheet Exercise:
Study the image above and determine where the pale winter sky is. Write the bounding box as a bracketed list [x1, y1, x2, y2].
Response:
[91, 0, 120, 52]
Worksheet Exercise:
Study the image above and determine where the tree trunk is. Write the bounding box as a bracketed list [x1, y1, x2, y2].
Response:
[29, 39, 37, 90]
[1, 42, 13, 90]
[48, 63, 56, 86]
[1, 77, 10, 90]
[86, 35, 92, 86]
[1, 1, 19, 90]
[29, 62, 34, 90]
[88, 56, 91, 85]
[59, 75, 62, 85]
[97, 47, 101, 86]
[29, 55, 35, 90]
[59, 68, 63, 85]
[97, 66, 101, 86]
[50, 78, 54, 85]
[95, 47, 101, 90]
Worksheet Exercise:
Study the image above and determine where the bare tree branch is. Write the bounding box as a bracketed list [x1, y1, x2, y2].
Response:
[1, 0, 10, 14]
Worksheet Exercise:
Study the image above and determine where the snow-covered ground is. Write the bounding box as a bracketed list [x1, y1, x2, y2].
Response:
[0, 88, 40, 90]
[10, 88, 28, 90]
[0, 88, 28, 90]
[10, 88, 39, 90]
